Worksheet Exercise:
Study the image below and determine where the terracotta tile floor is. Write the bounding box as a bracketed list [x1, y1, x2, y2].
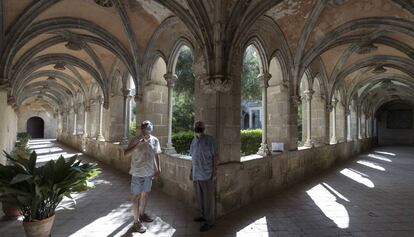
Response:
[1, 140, 414, 237]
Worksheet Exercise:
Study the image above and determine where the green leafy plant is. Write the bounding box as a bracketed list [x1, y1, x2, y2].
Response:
[12, 133, 32, 159]
[172, 131, 194, 155]
[0, 151, 100, 222]
[240, 129, 262, 156]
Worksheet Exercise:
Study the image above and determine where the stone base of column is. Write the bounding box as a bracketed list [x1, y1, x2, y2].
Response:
[163, 144, 177, 155]
[257, 143, 270, 156]
[120, 137, 129, 146]
[304, 139, 314, 148]
[96, 135, 105, 142]
[330, 137, 338, 144]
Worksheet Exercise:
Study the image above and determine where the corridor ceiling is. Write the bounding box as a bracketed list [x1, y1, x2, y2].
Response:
[0, 0, 413, 115]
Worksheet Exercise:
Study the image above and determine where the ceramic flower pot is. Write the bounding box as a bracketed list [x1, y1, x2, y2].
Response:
[22, 214, 55, 237]
[1, 202, 21, 220]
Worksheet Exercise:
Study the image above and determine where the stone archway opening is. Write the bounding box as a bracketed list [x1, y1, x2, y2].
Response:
[27, 116, 45, 138]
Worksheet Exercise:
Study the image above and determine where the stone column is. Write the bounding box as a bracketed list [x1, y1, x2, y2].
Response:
[73, 108, 78, 135]
[66, 109, 70, 134]
[163, 73, 178, 154]
[330, 98, 338, 144]
[303, 90, 314, 147]
[365, 115, 369, 138]
[249, 110, 253, 129]
[121, 88, 131, 145]
[358, 110, 363, 139]
[96, 96, 105, 141]
[82, 103, 89, 138]
[346, 110, 352, 141]
[257, 73, 271, 156]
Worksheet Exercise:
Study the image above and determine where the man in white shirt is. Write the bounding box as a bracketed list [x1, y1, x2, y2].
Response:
[125, 120, 161, 233]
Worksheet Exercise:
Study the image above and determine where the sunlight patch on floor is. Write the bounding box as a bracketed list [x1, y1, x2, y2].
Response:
[237, 216, 269, 237]
[340, 168, 375, 188]
[307, 184, 349, 229]
[374, 151, 396, 156]
[368, 154, 392, 162]
[357, 160, 386, 171]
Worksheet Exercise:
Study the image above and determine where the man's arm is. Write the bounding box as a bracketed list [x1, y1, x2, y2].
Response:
[124, 139, 139, 156]
[154, 153, 161, 177]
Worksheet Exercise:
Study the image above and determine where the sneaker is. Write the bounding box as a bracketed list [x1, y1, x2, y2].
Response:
[193, 216, 206, 222]
[132, 222, 146, 233]
[200, 223, 214, 232]
[140, 213, 154, 223]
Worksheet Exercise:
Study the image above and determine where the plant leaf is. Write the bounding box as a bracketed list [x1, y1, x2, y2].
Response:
[10, 174, 32, 184]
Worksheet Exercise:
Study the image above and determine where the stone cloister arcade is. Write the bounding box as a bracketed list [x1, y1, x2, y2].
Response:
[1, 0, 414, 224]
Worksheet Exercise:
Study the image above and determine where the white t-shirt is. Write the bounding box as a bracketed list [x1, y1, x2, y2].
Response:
[129, 135, 161, 177]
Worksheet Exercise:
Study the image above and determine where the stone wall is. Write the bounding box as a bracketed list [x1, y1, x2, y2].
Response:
[58, 132, 375, 218]
[216, 138, 376, 216]
[17, 105, 57, 139]
[377, 108, 414, 145]
[0, 91, 18, 164]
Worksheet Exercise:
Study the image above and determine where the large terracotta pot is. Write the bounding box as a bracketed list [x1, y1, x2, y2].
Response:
[23, 214, 55, 237]
[2, 202, 21, 220]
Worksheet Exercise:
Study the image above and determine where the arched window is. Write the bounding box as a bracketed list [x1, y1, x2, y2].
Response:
[172, 45, 195, 155]
[240, 45, 262, 156]
[311, 78, 327, 146]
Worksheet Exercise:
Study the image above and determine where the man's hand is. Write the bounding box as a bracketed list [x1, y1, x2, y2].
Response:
[154, 169, 161, 178]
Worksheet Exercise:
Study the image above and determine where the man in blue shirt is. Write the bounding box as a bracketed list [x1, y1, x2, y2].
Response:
[189, 121, 218, 232]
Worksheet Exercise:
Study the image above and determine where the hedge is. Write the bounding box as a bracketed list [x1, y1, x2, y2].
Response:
[171, 129, 262, 156]
[240, 129, 262, 156]
[172, 131, 194, 155]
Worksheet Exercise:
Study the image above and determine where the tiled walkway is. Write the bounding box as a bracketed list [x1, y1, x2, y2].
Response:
[1, 140, 414, 237]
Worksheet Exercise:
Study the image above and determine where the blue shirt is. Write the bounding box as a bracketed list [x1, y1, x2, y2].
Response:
[190, 134, 218, 181]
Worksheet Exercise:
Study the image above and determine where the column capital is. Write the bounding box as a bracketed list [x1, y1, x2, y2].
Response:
[345, 108, 351, 115]
[257, 72, 272, 88]
[291, 95, 302, 107]
[0, 78, 9, 91]
[199, 74, 232, 93]
[303, 90, 314, 101]
[122, 88, 131, 97]
[164, 73, 178, 87]
[98, 96, 104, 104]
[326, 104, 333, 112]
[331, 97, 338, 107]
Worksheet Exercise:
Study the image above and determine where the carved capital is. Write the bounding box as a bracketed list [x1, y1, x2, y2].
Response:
[257, 72, 272, 88]
[199, 74, 232, 93]
[122, 88, 131, 97]
[331, 97, 338, 107]
[164, 73, 178, 87]
[0, 78, 9, 91]
[303, 90, 314, 101]
[291, 95, 302, 107]
[7, 95, 16, 106]
[326, 104, 333, 113]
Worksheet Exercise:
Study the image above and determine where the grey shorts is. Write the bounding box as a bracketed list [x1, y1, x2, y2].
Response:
[131, 176, 153, 194]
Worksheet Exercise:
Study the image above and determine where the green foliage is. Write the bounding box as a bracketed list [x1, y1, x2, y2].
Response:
[242, 46, 261, 102]
[297, 105, 303, 143]
[12, 133, 32, 160]
[130, 120, 137, 138]
[0, 151, 100, 222]
[240, 129, 262, 156]
[173, 46, 195, 133]
[173, 94, 194, 133]
[172, 131, 194, 155]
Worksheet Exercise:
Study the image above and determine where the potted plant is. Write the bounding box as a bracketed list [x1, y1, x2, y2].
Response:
[0, 151, 100, 237]
[1, 133, 31, 220]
